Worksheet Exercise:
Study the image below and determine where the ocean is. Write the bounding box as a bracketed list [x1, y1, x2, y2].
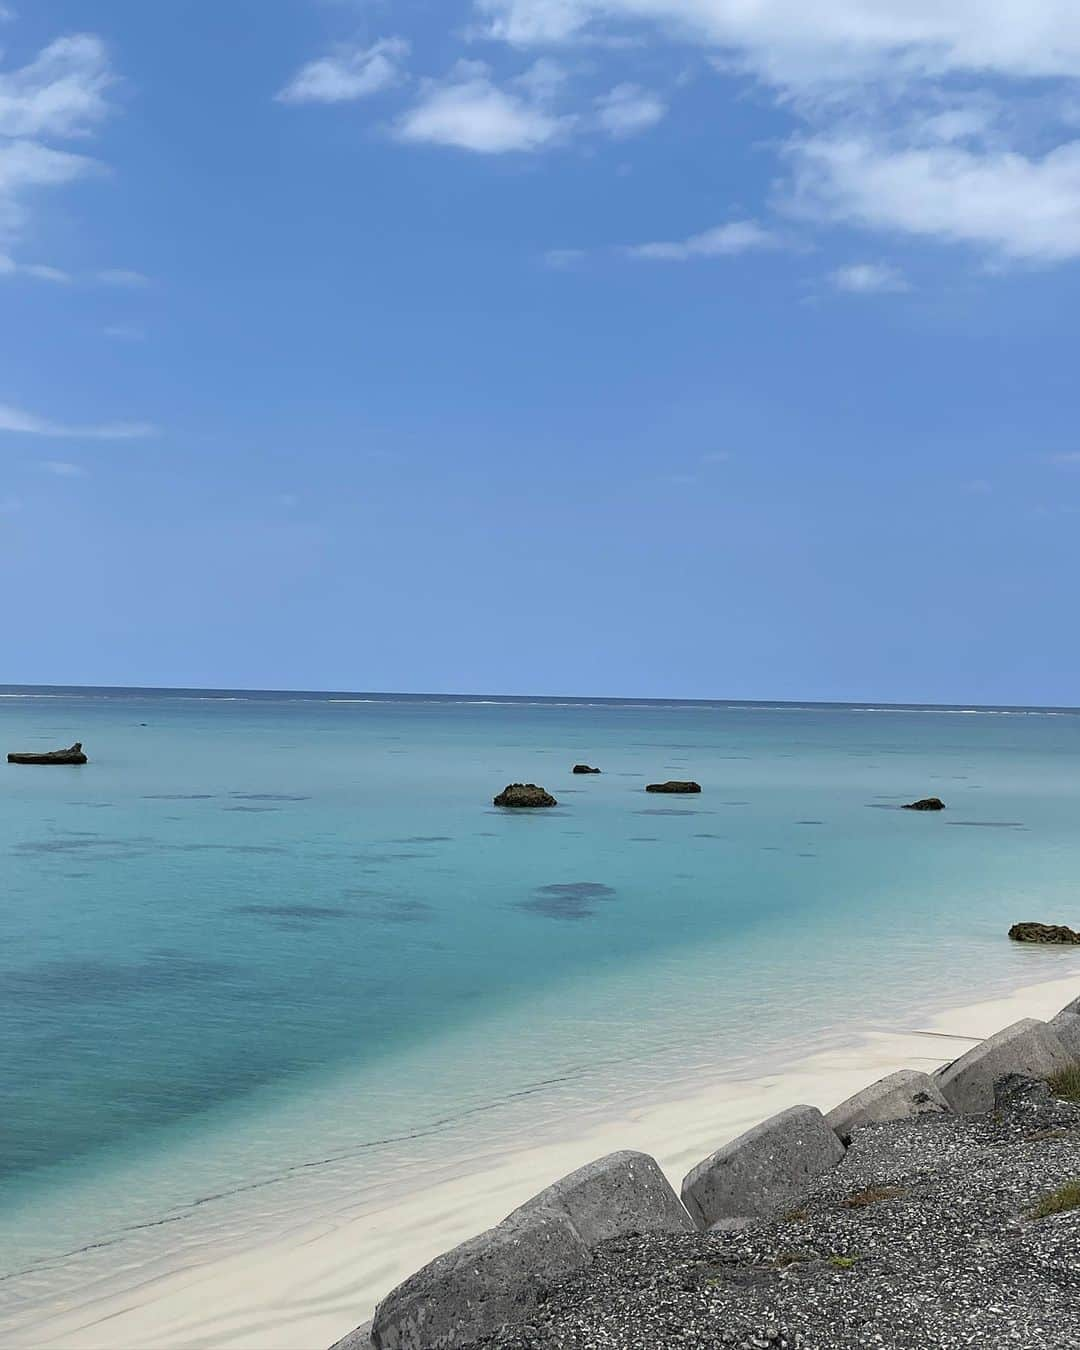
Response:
[2, 686, 1080, 1328]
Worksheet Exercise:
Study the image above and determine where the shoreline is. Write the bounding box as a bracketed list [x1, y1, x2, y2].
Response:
[6, 962, 1080, 1350]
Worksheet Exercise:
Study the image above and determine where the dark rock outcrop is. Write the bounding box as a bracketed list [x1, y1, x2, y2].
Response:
[1009, 922, 1080, 945]
[572, 765, 601, 774]
[645, 781, 701, 794]
[902, 797, 945, 811]
[7, 741, 87, 765]
[493, 783, 557, 808]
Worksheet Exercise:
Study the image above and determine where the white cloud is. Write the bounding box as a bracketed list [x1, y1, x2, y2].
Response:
[41, 459, 86, 476]
[595, 82, 666, 137]
[0, 402, 155, 439]
[397, 63, 573, 152]
[0, 251, 70, 281]
[544, 247, 586, 267]
[475, 2, 1080, 87]
[277, 37, 409, 104]
[103, 322, 145, 340]
[791, 136, 1080, 263]
[0, 34, 112, 138]
[625, 218, 779, 260]
[829, 260, 908, 293]
[0, 138, 99, 235]
[96, 267, 149, 286]
[1049, 451, 1080, 465]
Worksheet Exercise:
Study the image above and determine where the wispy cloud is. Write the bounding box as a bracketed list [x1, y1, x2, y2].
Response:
[0, 34, 112, 139]
[625, 219, 780, 261]
[41, 459, 86, 477]
[95, 267, 150, 287]
[828, 261, 909, 293]
[397, 61, 573, 153]
[0, 251, 70, 281]
[543, 247, 586, 268]
[0, 401, 155, 439]
[0, 138, 100, 235]
[595, 83, 665, 138]
[0, 33, 114, 240]
[102, 322, 145, 340]
[276, 37, 409, 104]
[1049, 451, 1080, 466]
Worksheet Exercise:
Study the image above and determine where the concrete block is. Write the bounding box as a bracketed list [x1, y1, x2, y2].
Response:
[935, 1018, 1072, 1114]
[680, 1105, 844, 1230]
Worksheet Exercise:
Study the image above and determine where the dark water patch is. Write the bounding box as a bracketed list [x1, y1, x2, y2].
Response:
[391, 836, 453, 844]
[517, 881, 618, 921]
[538, 882, 617, 900]
[761, 846, 782, 852]
[223, 806, 280, 814]
[0, 952, 229, 1005]
[866, 803, 901, 810]
[143, 794, 216, 800]
[872, 795, 907, 800]
[355, 851, 429, 863]
[229, 793, 311, 802]
[796, 819, 825, 825]
[66, 802, 114, 809]
[692, 832, 724, 839]
[635, 808, 703, 817]
[232, 904, 351, 921]
[720, 801, 750, 807]
[14, 835, 149, 856]
[173, 843, 288, 855]
[628, 835, 659, 842]
[373, 899, 434, 923]
[797, 852, 819, 858]
[946, 821, 1026, 829]
[615, 773, 645, 778]
[474, 831, 498, 837]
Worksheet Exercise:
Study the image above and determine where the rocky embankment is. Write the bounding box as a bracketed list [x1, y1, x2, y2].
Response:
[332, 998, 1080, 1350]
[481, 1074, 1080, 1349]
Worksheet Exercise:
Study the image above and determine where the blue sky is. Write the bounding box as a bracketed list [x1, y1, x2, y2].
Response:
[2, 2, 1080, 702]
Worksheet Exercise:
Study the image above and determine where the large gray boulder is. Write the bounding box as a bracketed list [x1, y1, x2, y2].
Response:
[1049, 1008, 1080, 1059]
[512, 1149, 693, 1242]
[825, 1069, 950, 1143]
[370, 1206, 588, 1349]
[680, 1105, 845, 1230]
[935, 1018, 1073, 1114]
[329, 1321, 373, 1350]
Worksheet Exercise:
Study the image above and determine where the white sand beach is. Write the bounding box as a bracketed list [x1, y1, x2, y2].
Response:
[8, 966, 1080, 1350]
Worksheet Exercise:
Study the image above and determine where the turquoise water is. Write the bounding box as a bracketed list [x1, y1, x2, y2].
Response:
[3, 687, 1080, 1321]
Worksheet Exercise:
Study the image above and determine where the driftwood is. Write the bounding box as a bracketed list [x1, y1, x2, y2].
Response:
[7, 741, 87, 765]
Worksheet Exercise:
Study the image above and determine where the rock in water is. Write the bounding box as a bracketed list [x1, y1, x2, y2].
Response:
[645, 781, 701, 794]
[902, 797, 945, 811]
[493, 783, 557, 808]
[7, 741, 87, 766]
[572, 764, 601, 774]
[1009, 921, 1080, 945]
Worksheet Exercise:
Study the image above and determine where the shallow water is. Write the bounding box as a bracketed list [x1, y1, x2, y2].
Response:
[2, 687, 1080, 1321]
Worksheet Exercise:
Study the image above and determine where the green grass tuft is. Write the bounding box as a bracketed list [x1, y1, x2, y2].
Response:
[1048, 1064, 1080, 1103]
[829, 1254, 860, 1270]
[1031, 1179, 1080, 1220]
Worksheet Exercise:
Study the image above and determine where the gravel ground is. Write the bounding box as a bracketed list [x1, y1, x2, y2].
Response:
[480, 1078, 1080, 1350]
